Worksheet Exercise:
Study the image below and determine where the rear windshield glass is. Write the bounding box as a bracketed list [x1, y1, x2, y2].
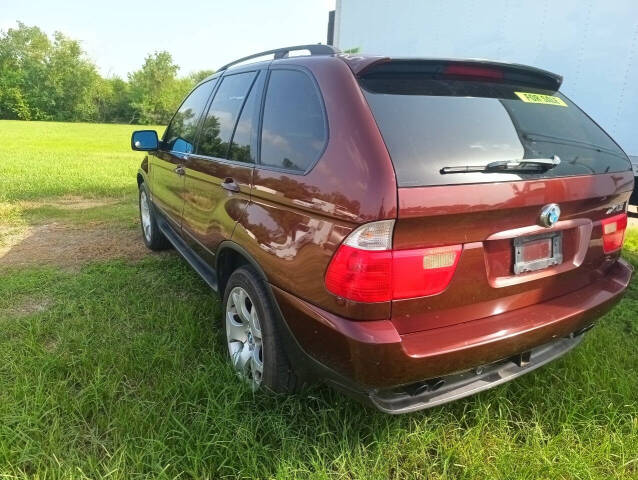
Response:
[360, 77, 630, 187]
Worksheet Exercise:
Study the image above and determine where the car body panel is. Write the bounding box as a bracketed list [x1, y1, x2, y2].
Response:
[181, 155, 253, 263]
[392, 171, 634, 333]
[237, 57, 397, 320]
[273, 258, 632, 389]
[149, 150, 186, 228]
[177, 64, 267, 262]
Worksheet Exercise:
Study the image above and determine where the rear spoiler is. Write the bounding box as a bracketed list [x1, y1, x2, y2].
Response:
[352, 58, 563, 91]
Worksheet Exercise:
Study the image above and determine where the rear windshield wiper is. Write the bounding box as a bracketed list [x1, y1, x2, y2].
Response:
[440, 155, 561, 174]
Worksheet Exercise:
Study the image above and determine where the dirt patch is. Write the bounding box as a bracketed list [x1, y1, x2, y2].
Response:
[43, 336, 59, 352]
[0, 224, 28, 248]
[20, 195, 121, 211]
[0, 222, 152, 268]
[7, 297, 53, 317]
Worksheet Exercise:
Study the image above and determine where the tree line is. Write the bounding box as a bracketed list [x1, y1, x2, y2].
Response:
[0, 23, 213, 125]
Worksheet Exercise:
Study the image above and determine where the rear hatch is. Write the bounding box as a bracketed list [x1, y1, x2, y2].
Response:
[360, 60, 633, 334]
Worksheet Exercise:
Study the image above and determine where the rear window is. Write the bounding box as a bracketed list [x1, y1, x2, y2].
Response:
[361, 77, 631, 187]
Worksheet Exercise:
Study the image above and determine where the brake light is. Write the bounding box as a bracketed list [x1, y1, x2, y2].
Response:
[324, 245, 393, 302]
[443, 64, 504, 80]
[325, 221, 462, 303]
[601, 213, 627, 253]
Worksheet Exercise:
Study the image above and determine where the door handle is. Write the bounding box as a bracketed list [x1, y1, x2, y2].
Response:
[174, 165, 185, 176]
[221, 177, 240, 192]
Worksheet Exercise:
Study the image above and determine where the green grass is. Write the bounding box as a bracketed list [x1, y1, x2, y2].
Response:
[0, 120, 637, 479]
[0, 255, 636, 479]
[0, 120, 163, 202]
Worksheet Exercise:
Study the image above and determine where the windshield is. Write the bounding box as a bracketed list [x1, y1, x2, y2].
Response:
[361, 77, 630, 187]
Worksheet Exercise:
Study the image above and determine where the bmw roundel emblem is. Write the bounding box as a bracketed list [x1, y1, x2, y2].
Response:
[539, 203, 561, 228]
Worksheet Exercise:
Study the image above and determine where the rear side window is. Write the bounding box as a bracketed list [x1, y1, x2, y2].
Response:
[260, 69, 326, 172]
[163, 79, 216, 154]
[197, 72, 257, 159]
[361, 77, 630, 187]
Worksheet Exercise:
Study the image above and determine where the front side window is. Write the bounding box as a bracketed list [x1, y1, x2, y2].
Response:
[163, 79, 216, 153]
[260, 70, 326, 172]
[197, 72, 257, 159]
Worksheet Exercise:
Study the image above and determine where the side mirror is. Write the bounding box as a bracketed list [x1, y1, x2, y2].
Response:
[131, 130, 159, 151]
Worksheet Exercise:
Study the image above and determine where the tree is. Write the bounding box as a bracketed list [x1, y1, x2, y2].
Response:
[45, 32, 101, 121]
[0, 24, 212, 124]
[93, 76, 135, 123]
[128, 51, 184, 124]
[187, 69, 215, 84]
[0, 23, 101, 121]
[0, 23, 51, 119]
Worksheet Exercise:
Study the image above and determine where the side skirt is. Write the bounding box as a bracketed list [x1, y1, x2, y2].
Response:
[155, 212, 219, 293]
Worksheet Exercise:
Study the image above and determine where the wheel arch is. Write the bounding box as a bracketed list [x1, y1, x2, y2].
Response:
[216, 241, 269, 297]
[137, 168, 148, 187]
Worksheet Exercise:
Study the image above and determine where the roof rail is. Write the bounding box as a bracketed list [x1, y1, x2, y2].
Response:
[218, 44, 339, 71]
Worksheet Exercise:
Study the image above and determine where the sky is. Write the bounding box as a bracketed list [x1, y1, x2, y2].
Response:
[1, 0, 337, 78]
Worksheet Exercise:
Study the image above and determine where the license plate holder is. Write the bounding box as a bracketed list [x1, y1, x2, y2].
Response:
[513, 231, 563, 274]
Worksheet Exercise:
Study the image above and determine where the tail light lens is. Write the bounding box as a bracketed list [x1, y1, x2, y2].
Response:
[324, 246, 393, 302]
[601, 213, 628, 253]
[392, 245, 462, 299]
[325, 220, 462, 303]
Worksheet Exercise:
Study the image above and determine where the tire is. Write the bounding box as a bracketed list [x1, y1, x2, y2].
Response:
[223, 266, 297, 393]
[138, 183, 171, 251]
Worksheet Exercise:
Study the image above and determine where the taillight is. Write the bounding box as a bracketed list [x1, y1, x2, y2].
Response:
[392, 245, 462, 299]
[601, 213, 628, 253]
[325, 220, 462, 303]
[325, 220, 394, 302]
[324, 245, 393, 302]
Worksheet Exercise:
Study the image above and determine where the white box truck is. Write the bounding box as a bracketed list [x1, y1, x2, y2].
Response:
[331, 0, 638, 205]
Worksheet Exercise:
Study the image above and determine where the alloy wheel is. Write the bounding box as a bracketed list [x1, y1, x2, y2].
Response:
[226, 286, 264, 390]
[140, 190, 152, 242]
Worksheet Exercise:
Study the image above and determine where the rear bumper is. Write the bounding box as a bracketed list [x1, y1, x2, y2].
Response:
[272, 259, 633, 411]
[370, 333, 585, 413]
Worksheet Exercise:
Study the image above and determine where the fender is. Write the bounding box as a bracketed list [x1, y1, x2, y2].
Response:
[215, 240, 269, 285]
[137, 166, 150, 188]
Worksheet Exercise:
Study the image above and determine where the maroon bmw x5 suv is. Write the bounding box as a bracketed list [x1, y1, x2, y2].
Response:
[131, 45, 633, 413]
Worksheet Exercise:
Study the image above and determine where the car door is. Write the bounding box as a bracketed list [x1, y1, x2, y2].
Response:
[149, 79, 216, 228]
[180, 69, 264, 264]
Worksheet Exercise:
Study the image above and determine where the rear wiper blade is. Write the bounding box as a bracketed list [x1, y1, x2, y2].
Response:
[441, 155, 561, 174]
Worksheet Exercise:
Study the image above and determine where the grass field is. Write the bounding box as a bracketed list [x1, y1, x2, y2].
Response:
[0, 119, 637, 479]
